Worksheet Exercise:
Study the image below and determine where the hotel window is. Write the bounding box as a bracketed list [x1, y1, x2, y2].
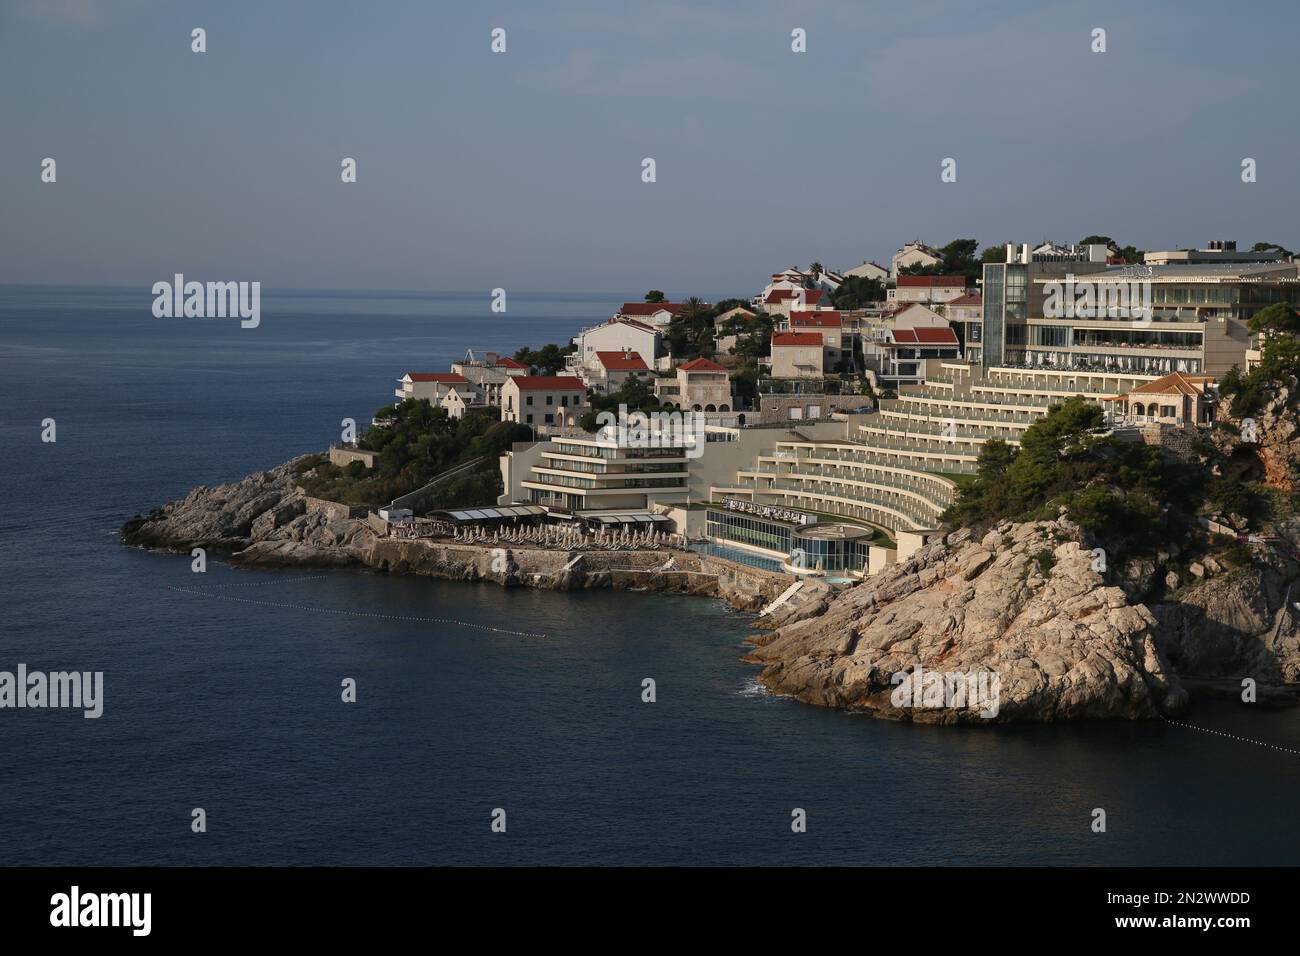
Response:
[546, 395, 553, 405]
[544, 414, 554, 424]
[561, 395, 569, 406]
[526, 395, 533, 406]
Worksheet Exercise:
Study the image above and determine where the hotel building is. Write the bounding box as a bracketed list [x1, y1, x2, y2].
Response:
[980, 244, 1298, 376]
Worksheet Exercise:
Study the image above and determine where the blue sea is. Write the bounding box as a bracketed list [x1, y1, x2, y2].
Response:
[2, 285, 1299, 866]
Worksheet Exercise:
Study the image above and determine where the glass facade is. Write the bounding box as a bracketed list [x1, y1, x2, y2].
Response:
[705, 509, 797, 555]
[789, 532, 870, 572]
[706, 509, 871, 572]
[982, 264, 1005, 366]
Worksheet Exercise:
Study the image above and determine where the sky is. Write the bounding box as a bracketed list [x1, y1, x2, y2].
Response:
[2, 0, 1298, 296]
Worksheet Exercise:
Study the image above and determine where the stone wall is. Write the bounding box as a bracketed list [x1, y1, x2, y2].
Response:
[329, 445, 378, 469]
[303, 496, 370, 520]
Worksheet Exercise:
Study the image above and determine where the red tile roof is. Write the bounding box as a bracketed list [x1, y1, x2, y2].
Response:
[790, 310, 842, 328]
[619, 302, 681, 316]
[764, 288, 824, 304]
[915, 327, 959, 344]
[678, 357, 726, 372]
[495, 357, 527, 369]
[511, 375, 586, 391]
[889, 327, 959, 345]
[946, 293, 983, 307]
[405, 372, 468, 383]
[772, 332, 823, 347]
[896, 275, 967, 288]
[595, 351, 649, 371]
[1125, 371, 1215, 397]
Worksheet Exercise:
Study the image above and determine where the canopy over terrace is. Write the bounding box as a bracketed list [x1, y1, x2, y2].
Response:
[428, 505, 549, 527]
[577, 512, 674, 531]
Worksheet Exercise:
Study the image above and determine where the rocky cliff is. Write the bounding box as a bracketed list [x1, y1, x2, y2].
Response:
[124, 457, 1300, 724]
[744, 520, 1192, 723]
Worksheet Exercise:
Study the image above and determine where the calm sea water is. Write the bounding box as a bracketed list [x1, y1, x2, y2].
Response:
[2, 285, 1299, 866]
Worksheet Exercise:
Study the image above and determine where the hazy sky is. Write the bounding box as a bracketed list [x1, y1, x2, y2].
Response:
[3, 0, 1298, 296]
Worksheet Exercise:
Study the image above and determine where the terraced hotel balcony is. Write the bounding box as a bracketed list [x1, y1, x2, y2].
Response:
[893, 387, 1052, 413]
[742, 462, 953, 510]
[769, 441, 980, 476]
[863, 424, 1024, 450]
[884, 409, 1045, 433]
[733, 476, 941, 531]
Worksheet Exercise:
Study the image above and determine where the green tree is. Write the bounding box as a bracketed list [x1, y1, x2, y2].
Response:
[1251, 242, 1293, 259]
[513, 342, 577, 374]
[830, 275, 886, 309]
[898, 239, 982, 281]
[665, 296, 713, 358]
[578, 376, 663, 430]
[645, 290, 666, 303]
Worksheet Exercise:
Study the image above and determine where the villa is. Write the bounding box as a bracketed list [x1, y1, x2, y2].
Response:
[501, 375, 589, 431]
[395, 371, 470, 404]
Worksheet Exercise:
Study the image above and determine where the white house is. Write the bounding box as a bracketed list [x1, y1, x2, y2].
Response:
[395, 372, 470, 404]
[891, 241, 943, 278]
[589, 349, 652, 394]
[757, 267, 842, 310]
[573, 317, 664, 374]
[674, 357, 733, 411]
[770, 331, 826, 379]
[887, 275, 968, 305]
[440, 385, 485, 419]
[615, 302, 683, 327]
[501, 375, 589, 430]
[844, 260, 890, 282]
[762, 287, 828, 318]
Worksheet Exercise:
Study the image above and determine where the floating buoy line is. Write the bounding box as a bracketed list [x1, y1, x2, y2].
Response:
[1161, 714, 1300, 757]
[166, 575, 549, 638]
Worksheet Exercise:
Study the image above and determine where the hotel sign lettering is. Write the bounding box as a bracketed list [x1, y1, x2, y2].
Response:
[723, 498, 813, 526]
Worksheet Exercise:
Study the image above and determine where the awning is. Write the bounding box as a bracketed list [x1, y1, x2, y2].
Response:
[582, 513, 673, 528]
[432, 505, 549, 524]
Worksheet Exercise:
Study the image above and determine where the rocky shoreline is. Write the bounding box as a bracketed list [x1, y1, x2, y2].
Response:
[120, 455, 808, 613]
[122, 455, 1300, 723]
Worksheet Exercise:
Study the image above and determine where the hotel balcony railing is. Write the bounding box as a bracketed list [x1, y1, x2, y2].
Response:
[860, 425, 1027, 446]
[771, 445, 979, 476]
[881, 409, 1043, 430]
[742, 462, 953, 501]
[878, 405, 1040, 426]
[739, 468, 952, 514]
[737, 477, 939, 528]
[850, 434, 989, 456]
[1064, 340, 1202, 353]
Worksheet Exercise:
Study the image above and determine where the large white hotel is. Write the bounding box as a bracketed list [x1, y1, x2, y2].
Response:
[494, 241, 1299, 579]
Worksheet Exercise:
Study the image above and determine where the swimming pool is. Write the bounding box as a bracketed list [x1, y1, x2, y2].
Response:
[689, 541, 786, 572]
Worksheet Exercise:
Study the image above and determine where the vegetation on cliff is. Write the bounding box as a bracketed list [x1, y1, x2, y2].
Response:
[943, 397, 1198, 553]
[1220, 303, 1300, 417]
[297, 400, 531, 508]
